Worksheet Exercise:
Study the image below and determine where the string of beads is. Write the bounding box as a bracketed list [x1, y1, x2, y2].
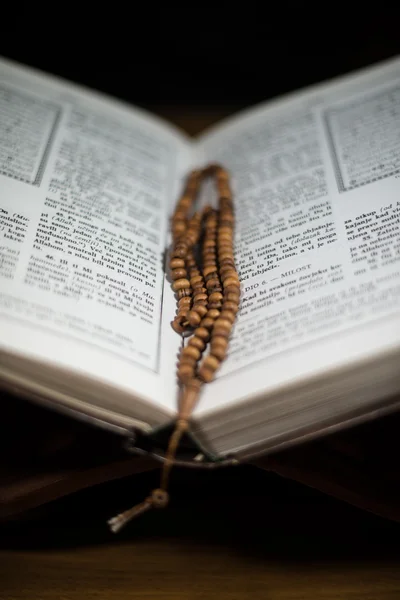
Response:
[171, 164, 240, 395]
[108, 164, 239, 532]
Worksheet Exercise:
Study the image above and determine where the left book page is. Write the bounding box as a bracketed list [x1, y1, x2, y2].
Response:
[0, 58, 193, 426]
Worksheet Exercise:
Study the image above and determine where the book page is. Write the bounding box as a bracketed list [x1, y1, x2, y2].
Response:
[0, 57, 192, 416]
[195, 57, 400, 416]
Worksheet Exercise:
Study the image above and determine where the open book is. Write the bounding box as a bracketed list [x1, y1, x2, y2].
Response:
[1, 56, 400, 463]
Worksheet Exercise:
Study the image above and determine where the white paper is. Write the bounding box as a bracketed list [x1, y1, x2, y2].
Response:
[0, 57, 192, 416]
[195, 56, 400, 417]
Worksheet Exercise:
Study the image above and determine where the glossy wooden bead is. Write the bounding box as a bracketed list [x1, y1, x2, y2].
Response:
[208, 292, 223, 303]
[182, 346, 201, 361]
[200, 317, 215, 330]
[214, 318, 231, 332]
[208, 302, 222, 310]
[220, 310, 235, 323]
[193, 286, 207, 294]
[178, 288, 192, 299]
[192, 305, 208, 317]
[172, 246, 187, 259]
[212, 327, 230, 338]
[194, 327, 210, 340]
[219, 253, 234, 263]
[189, 336, 206, 351]
[211, 335, 228, 349]
[224, 284, 240, 294]
[220, 269, 237, 280]
[198, 366, 214, 383]
[222, 301, 239, 313]
[170, 258, 185, 269]
[178, 355, 196, 367]
[193, 292, 208, 302]
[171, 320, 184, 334]
[190, 275, 203, 287]
[187, 311, 201, 327]
[225, 292, 240, 302]
[173, 279, 191, 291]
[211, 346, 227, 361]
[202, 355, 220, 372]
[172, 268, 187, 280]
[173, 223, 186, 236]
[222, 276, 238, 288]
[178, 297, 192, 307]
[206, 308, 220, 320]
[178, 365, 194, 381]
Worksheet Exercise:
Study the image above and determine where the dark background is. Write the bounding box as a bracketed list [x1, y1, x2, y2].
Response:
[2, 5, 400, 115]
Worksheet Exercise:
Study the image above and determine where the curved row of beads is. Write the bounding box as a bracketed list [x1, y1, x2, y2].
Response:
[170, 165, 240, 386]
[198, 167, 240, 382]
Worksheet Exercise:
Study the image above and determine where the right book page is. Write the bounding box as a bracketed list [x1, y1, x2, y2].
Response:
[194, 57, 400, 418]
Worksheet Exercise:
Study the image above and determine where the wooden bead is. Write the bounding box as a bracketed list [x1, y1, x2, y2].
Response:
[211, 345, 226, 361]
[182, 346, 201, 361]
[211, 335, 228, 349]
[214, 318, 231, 332]
[224, 285, 240, 294]
[201, 355, 220, 373]
[225, 291, 240, 302]
[223, 276, 240, 288]
[173, 223, 186, 236]
[193, 292, 208, 302]
[170, 258, 185, 269]
[196, 300, 209, 307]
[187, 311, 201, 327]
[194, 327, 210, 341]
[171, 319, 184, 333]
[219, 253, 234, 263]
[178, 297, 192, 307]
[222, 301, 239, 313]
[206, 309, 220, 320]
[207, 302, 222, 310]
[193, 305, 208, 317]
[206, 279, 221, 290]
[220, 212, 234, 223]
[221, 269, 238, 281]
[172, 246, 187, 259]
[203, 266, 217, 277]
[179, 196, 191, 208]
[212, 327, 230, 338]
[193, 287, 207, 295]
[186, 256, 196, 268]
[200, 317, 215, 330]
[172, 268, 187, 280]
[173, 210, 186, 221]
[220, 310, 235, 323]
[198, 366, 214, 383]
[190, 275, 203, 287]
[173, 279, 191, 291]
[178, 356, 196, 367]
[178, 365, 194, 383]
[189, 336, 205, 351]
[219, 257, 235, 266]
[208, 292, 223, 303]
[178, 288, 192, 298]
